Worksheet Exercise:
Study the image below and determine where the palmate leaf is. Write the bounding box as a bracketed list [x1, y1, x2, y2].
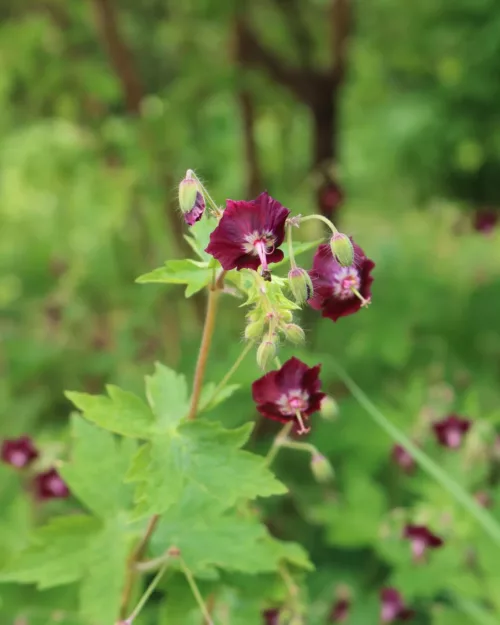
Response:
[127, 420, 287, 518]
[0, 516, 101, 589]
[151, 509, 312, 575]
[60, 416, 136, 518]
[145, 362, 189, 429]
[136, 259, 213, 297]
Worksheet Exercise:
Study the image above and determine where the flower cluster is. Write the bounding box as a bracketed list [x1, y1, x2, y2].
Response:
[178, 172, 376, 436]
[1, 436, 69, 501]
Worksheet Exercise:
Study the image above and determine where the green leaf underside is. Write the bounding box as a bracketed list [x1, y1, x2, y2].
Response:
[136, 259, 212, 297]
[145, 362, 189, 428]
[66, 386, 155, 438]
[152, 512, 312, 575]
[60, 416, 136, 518]
[127, 420, 287, 518]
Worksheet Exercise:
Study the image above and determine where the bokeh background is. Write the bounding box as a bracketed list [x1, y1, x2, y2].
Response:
[2, 0, 500, 623]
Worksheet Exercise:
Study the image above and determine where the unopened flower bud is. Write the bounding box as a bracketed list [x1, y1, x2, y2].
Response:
[178, 170, 205, 226]
[256, 338, 277, 371]
[288, 267, 313, 304]
[282, 323, 305, 345]
[244, 318, 266, 341]
[320, 396, 338, 421]
[329, 233, 354, 267]
[310, 452, 334, 483]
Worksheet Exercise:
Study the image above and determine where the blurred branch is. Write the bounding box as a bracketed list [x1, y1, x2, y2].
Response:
[331, 0, 351, 81]
[90, 0, 143, 114]
[237, 90, 264, 197]
[270, 0, 313, 68]
[234, 17, 310, 104]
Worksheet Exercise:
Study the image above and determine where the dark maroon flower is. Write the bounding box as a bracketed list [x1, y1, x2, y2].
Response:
[329, 598, 350, 622]
[252, 357, 325, 435]
[380, 588, 414, 623]
[184, 192, 205, 226]
[205, 191, 290, 272]
[473, 209, 498, 234]
[317, 179, 344, 218]
[178, 172, 206, 226]
[391, 444, 415, 474]
[433, 415, 471, 449]
[1, 436, 38, 468]
[33, 468, 69, 500]
[308, 240, 375, 322]
[262, 608, 280, 625]
[403, 524, 443, 560]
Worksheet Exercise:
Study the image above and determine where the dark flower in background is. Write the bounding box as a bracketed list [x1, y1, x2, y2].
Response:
[380, 588, 414, 623]
[475, 491, 492, 508]
[252, 357, 325, 435]
[403, 524, 444, 560]
[308, 240, 375, 322]
[34, 468, 69, 500]
[317, 178, 344, 218]
[262, 608, 280, 625]
[473, 208, 498, 234]
[433, 415, 471, 449]
[329, 598, 350, 622]
[1, 436, 38, 468]
[391, 444, 416, 474]
[205, 192, 290, 272]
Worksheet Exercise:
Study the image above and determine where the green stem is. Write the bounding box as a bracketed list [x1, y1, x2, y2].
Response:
[278, 439, 317, 455]
[265, 421, 293, 466]
[180, 557, 215, 625]
[299, 214, 338, 235]
[201, 341, 254, 411]
[190, 171, 221, 216]
[331, 359, 500, 547]
[126, 556, 171, 623]
[287, 223, 297, 269]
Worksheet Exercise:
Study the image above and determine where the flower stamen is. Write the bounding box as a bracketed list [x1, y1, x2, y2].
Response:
[295, 411, 310, 435]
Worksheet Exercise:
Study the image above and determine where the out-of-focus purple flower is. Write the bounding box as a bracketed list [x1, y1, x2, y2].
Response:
[391, 444, 415, 474]
[473, 209, 498, 234]
[1, 436, 38, 468]
[34, 468, 69, 500]
[317, 179, 344, 218]
[308, 240, 375, 322]
[252, 357, 325, 435]
[380, 588, 414, 623]
[205, 192, 290, 272]
[329, 598, 350, 622]
[433, 415, 471, 449]
[403, 524, 444, 560]
[262, 608, 280, 625]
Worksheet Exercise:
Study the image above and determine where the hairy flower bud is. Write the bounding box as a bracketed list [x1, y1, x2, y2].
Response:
[282, 323, 305, 345]
[256, 338, 277, 371]
[178, 170, 205, 226]
[329, 233, 354, 267]
[288, 267, 313, 304]
[320, 395, 338, 421]
[244, 318, 266, 341]
[310, 452, 334, 483]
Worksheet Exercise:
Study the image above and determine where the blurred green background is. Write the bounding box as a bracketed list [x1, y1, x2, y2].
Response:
[2, 0, 500, 623]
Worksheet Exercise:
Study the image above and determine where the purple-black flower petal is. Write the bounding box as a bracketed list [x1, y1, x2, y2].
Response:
[34, 468, 69, 500]
[1, 436, 38, 468]
[433, 415, 471, 449]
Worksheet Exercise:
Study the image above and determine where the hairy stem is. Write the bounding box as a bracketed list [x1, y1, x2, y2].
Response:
[126, 555, 171, 623]
[187, 285, 222, 420]
[201, 341, 253, 410]
[287, 223, 297, 269]
[299, 213, 338, 235]
[119, 515, 160, 618]
[265, 421, 294, 466]
[180, 557, 215, 625]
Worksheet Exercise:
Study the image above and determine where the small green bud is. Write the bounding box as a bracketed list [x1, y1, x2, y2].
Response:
[178, 171, 198, 213]
[244, 318, 266, 340]
[320, 395, 338, 421]
[310, 453, 335, 483]
[256, 338, 277, 371]
[329, 233, 354, 267]
[288, 267, 313, 304]
[178, 170, 205, 225]
[282, 323, 305, 345]
[280, 310, 293, 323]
